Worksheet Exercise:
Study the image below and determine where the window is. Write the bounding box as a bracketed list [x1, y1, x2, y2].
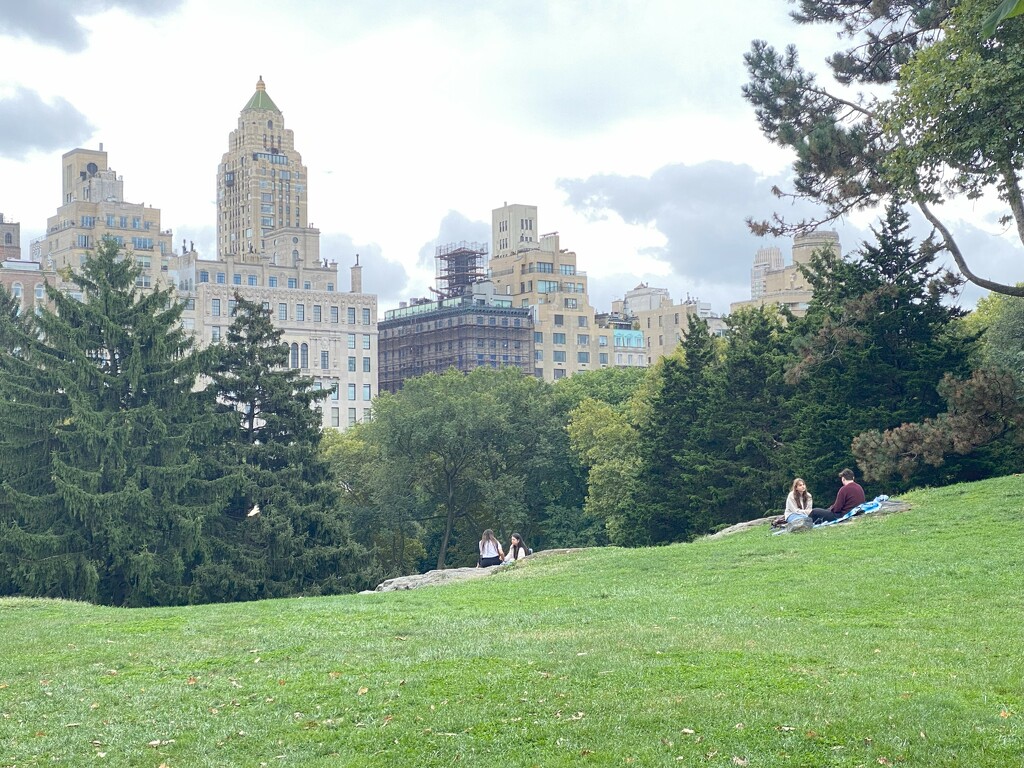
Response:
[362, 357, 371, 372]
[296, 304, 305, 321]
[300, 343, 309, 368]
[347, 307, 356, 324]
[290, 343, 299, 368]
[560, 264, 576, 275]
[362, 308, 371, 324]
[269, 276, 278, 288]
[347, 383, 356, 401]
[538, 280, 559, 293]
[362, 384, 371, 401]
[553, 314, 564, 326]
[534, 331, 543, 344]
[578, 351, 590, 363]
[278, 303, 287, 320]
[536, 261, 553, 273]
[327, 283, 334, 292]
[248, 275, 258, 286]
[303, 281, 311, 290]
[77, 234, 90, 248]
[348, 356, 356, 372]
[131, 217, 141, 229]
[287, 278, 297, 289]
[564, 298, 578, 309]
[331, 408, 340, 428]
[347, 333, 356, 349]
[599, 335, 609, 347]
[577, 334, 589, 345]
[211, 326, 221, 342]
[534, 349, 543, 361]
[599, 352, 609, 365]
[362, 334, 370, 350]
[553, 368, 566, 380]
[231, 273, 241, 285]
[199, 270, 209, 283]
[348, 408, 357, 427]
[321, 350, 329, 370]
[330, 306, 339, 323]
[211, 298, 221, 316]
[216, 272, 226, 284]
[330, 384, 339, 400]
[553, 351, 567, 363]
[552, 333, 566, 345]
[312, 305, 322, 322]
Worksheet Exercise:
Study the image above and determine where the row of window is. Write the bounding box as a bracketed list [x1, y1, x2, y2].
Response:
[328, 407, 370, 428]
[536, 350, 592, 364]
[78, 215, 151, 231]
[198, 271, 336, 293]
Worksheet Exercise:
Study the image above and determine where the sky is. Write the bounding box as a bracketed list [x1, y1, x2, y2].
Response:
[1, 0, 1019, 313]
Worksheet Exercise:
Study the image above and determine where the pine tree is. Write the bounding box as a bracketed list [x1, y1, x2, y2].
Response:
[193, 294, 367, 601]
[629, 316, 718, 544]
[785, 202, 975, 493]
[0, 237, 214, 606]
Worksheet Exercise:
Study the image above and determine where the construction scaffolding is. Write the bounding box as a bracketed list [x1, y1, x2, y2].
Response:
[431, 241, 488, 300]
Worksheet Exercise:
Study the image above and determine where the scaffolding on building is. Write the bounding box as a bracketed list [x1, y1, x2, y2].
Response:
[431, 241, 488, 300]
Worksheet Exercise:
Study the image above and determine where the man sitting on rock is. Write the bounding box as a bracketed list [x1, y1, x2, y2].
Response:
[810, 468, 865, 524]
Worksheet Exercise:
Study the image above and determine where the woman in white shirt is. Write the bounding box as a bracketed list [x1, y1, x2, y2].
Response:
[504, 533, 529, 563]
[785, 478, 812, 517]
[478, 529, 504, 567]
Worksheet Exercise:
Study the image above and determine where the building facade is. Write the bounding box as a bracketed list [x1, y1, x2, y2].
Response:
[1, 213, 22, 261]
[731, 231, 840, 317]
[489, 203, 599, 381]
[39, 147, 175, 296]
[378, 281, 533, 393]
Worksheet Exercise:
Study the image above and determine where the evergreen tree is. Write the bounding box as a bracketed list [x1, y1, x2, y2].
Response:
[628, 316, 718, 544]
[700, 308, 793, 524]
[194, 294, 367, 601]
[0, 237, 213, 606]
[785, 202, 975, 493]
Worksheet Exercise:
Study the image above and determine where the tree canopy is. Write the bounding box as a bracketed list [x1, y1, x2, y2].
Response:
[744, 0, 1024, 296]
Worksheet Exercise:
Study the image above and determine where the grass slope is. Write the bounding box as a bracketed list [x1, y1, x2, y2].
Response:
[2, 476, 1022, 767]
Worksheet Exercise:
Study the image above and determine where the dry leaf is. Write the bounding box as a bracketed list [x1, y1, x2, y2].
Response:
[681, 728, 695, 735]
[187, 677, 198, 686]
[878, 758, 892, 766]
[1000, 709, 1012, 718]
[732, 758, 749, 767]
[734, 722, 745, 730]
[328, 672, 341, 679]
[358, 687, 369, 696]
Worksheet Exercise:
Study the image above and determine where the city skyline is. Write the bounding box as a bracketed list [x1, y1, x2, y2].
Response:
[1, 0, 1018, 313]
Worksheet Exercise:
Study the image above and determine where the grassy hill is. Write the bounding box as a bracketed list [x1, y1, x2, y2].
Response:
[2, 476, 1022, 767]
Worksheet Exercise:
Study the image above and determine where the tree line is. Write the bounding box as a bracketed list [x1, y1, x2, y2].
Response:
[2, 204, 1023, 606]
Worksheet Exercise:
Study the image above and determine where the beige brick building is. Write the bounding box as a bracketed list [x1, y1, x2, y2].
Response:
[489, 203, 599, 381]
[730, 231, 839, 317]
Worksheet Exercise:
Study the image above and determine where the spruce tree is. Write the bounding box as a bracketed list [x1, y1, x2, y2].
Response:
[0, 237, 214, 606]
[194, 294, 366, 601]
[785, 202, 974, 493]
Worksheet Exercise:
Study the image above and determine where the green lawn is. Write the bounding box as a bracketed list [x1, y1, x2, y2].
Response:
[2, 475, 1022, 767]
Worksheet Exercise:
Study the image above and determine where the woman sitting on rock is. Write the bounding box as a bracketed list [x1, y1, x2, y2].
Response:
[477, 529, 504, 568]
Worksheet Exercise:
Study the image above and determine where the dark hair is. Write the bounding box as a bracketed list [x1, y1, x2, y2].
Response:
[839, 468, 855, 481]
[509, 533, 526, 559]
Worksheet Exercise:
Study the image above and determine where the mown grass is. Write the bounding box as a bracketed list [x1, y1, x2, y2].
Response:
[2, 475, 1022, 767]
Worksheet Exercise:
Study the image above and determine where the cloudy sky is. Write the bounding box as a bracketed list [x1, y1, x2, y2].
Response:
[0, 0, 1018, 312]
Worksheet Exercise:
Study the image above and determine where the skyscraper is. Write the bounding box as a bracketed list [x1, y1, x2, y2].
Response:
[217, 76, 313, 262]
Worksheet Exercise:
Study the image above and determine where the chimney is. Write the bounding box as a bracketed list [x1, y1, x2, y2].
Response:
[350, 253, 362, 293]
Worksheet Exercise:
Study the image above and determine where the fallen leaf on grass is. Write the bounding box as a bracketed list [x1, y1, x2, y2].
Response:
[65, 722, 81, 728]
[1000, 710, 1012, 718]
[878, 758, 892, 766]
[187, 677, 198, 686]
[147, 739, 175, 747]
[776, 726, 795, 732]
[358, 687, 369, 696]
[328, 672, 341, 679]
[732, 758, 749, 767]
[734, 723, 745, 730]
[681, 728, 695, 735]
[90, 703, 100, 710]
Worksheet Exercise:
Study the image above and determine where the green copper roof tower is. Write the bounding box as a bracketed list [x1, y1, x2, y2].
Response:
[243, 75, 281, 113]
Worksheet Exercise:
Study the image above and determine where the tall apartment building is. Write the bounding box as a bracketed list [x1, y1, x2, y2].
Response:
[731, 231, 839, 317]
[38, 147, 175, 296]
[489, 203, 598, 381]
[191, 76, 378, 429]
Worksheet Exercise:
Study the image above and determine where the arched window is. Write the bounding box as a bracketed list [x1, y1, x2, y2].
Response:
[35, 283, 44, 301]
[292, 249, 299, 265]
[290, 343, 299, 369]
[11, 282, 22, 299]
[300, 343, 309, 369]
